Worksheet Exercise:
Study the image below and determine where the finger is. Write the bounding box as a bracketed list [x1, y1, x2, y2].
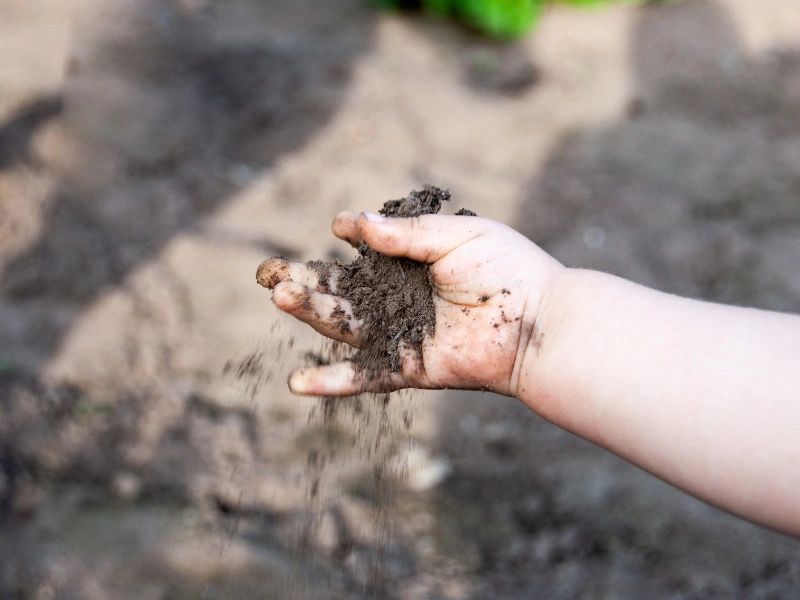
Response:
[273, 281, 360, 346]
[356, 212, 487, 263]
[288, 362, 408, 396]
[332, 211, 363, 248]
[257, 257, 340, 293]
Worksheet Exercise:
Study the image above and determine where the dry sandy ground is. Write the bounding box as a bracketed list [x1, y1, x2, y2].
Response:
[1, 0, 799, 598]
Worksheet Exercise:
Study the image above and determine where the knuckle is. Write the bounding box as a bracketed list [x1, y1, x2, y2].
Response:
[406, 216, 420, 255]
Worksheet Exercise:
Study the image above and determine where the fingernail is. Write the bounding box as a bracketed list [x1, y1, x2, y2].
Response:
[362, 212, 386, 224]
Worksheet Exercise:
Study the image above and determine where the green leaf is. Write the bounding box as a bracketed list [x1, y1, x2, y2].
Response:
[459, 0, 543, 38]
[368, 0, 681, 39]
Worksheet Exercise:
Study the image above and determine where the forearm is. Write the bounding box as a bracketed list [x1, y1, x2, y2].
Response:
[520, 268, 800, 536]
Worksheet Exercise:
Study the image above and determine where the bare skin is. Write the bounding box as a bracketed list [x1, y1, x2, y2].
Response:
[257, 211, 800, 538]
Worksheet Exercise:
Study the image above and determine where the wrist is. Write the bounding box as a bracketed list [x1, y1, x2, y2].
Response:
[513, 267, 590, 420]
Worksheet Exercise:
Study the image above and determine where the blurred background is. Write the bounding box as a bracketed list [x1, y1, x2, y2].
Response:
[1, 0, 799, 598]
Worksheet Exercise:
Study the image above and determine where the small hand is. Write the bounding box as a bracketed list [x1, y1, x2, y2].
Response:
[257, 212, 563, 396]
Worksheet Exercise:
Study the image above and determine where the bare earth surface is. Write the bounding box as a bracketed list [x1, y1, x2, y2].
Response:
[1, 0, 799, 598]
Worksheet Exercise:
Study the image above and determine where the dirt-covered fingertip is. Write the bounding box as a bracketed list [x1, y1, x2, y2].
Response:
[256, 256, 290, 289]
[332, 211, 363, 248]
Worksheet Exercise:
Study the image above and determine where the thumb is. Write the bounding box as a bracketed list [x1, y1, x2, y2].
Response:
[357, 212, 486, 263]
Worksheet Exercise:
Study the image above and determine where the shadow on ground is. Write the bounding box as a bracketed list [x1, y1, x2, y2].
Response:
[1, 0, 374, 360]
[0, 0, 376, 597]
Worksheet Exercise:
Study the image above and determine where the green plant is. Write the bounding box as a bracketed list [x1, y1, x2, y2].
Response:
[370, 0, 674, 39]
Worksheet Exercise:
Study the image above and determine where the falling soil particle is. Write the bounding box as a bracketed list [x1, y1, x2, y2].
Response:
[455, 208, 477, 216]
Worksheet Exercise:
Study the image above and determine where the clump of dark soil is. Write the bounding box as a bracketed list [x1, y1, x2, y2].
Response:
[377, 185, 450, 218]
[337, 185, 453, 374]
[324, 184, 479, 377]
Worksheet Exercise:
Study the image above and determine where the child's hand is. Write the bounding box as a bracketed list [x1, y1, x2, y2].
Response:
[257, 212, 563, 396]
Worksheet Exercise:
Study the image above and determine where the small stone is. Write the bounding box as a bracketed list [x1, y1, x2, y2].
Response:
[111, 472, 142, 501]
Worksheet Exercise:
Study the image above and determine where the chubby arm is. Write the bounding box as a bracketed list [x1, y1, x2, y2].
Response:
[527, 268, 800, 537]
[258, 212, 800, 537]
